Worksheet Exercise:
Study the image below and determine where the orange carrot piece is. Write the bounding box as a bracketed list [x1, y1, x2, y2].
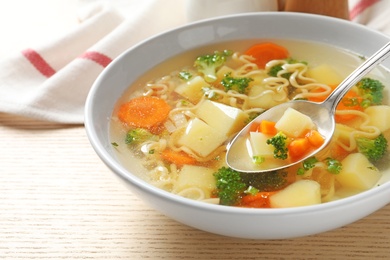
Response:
[118, 96, 171, 130]
[160, 149, 197, 166]
[307, 84, 337, 103]
[248, 122, 260, 133]
[240, 191, 278, 208]
[305, 130, 325, 148]
[258, 120, 277, 135]
[308, 86, 363, 122]
[244, 42, 289, 69]
[288, 137, 311, 159]
[335, 90, 363, 122]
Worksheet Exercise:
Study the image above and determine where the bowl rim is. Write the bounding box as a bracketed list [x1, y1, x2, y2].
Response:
[85, 12, 390, 216]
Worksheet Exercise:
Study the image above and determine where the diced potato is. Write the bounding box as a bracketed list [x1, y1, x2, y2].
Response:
[249, 131, 274, 157]
[174, 76, 209, 103]
[175, 165, 216, 199]
[364, 105, 390, 132]
[248, 85, 285, 109]
[195, 100, 248, 136]
[248, 131, 288, 169]
[336, 153, 382, 190]
[275, 108, 315, 138]
[178, 118, 227, 157]
[306, 64, 343, 85]
[269, 180, 321, 208]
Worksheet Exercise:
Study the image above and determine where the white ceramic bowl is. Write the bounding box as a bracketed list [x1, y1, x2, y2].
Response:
[85, 13, 390, 239]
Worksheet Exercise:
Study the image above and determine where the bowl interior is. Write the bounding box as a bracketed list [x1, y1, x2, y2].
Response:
[85, 12, 390, 237]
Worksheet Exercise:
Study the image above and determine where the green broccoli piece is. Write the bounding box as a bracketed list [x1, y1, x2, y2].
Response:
[356, 134, 388, 162]
[252, 155, 265, 165]
[221, 73, 253, 94]
[178, 71, 192, 81]
[297, 157, 319, 175]
[214, 167, 246, 205]
[355, 77, 385, 108]
[266, 132, 289, 160]
[268, 64, 287, 78]
[213, 167, 290, 206]
[325, 157, 342, 174]
[194, 50, 232, 83]
[240, 171, 289, 192]
[125, 128, 158, 145]
[244, 186, 259, 196]
[268, 58, 307, 78]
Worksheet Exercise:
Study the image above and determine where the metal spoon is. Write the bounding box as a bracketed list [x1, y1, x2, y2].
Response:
[226, 41, 390, 173]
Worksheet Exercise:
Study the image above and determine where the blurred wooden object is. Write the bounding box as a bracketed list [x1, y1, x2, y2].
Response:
[283, 0, 350, 20]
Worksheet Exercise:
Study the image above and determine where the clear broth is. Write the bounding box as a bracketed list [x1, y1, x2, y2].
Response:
[110, 39, 390, 203]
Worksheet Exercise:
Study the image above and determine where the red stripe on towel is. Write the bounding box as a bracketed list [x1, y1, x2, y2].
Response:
[350, 0, 380, 20]
[80, 51, 112, 67]
[22, 48, 56, 77]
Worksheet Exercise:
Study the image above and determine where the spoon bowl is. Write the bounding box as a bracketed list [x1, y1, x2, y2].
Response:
[226, 41, 390, 173]
[226, 100, 334, 172]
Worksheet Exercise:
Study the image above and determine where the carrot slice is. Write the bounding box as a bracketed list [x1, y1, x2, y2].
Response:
[288, 137, 311, 159]
[248, 122, 260, 133]
[244, 42, 289, 69]
[308, 86, 363, 122]
[307, 84, 337, 103]
[240, 191, 278, 208]
[160, 149, 197, 166]
[305, 130, 325, 148]
[258, 120, 277, 135]
[335, 90, 363, 123]
[118, 96, 171, 130]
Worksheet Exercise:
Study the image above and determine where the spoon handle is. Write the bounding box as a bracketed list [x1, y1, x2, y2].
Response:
[324, 41, 390, 111]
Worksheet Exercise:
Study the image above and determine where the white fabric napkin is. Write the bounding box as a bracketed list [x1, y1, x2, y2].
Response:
[0, 0, 388, 124]
[0, 1, 185, 124]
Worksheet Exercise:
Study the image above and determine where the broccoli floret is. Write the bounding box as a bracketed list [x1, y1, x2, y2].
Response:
[125, 128, 158, 145]
[252, 155, 265, 165]
[268, 64, 287, 78]
[240, 171, 289, 192]
[220, 73, 253, 94]
[214, 167, 246, 205]
[356, 78, 385, 108]
[266, 132, 289, 160]
[213, 167, 289, 206]
[268, 58, 307, 78]
[356, 134, 388, 162]
[297, 157, 319, 175]
[178, 71, 192, 81]
[194, 50, 232, 83]
[325, 157, 342, 174]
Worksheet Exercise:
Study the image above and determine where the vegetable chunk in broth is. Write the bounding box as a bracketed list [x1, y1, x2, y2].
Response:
[110, 39, 390, 208]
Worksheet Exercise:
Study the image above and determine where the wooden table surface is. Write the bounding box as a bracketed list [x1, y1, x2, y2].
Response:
[1, 112, 390, 259]
[1, 1, 390, 259]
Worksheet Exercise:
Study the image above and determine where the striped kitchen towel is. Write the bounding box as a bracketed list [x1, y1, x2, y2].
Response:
[0, 1, 185, 124]
[1, 0, 389, 124]
[349, 0, 390, 35]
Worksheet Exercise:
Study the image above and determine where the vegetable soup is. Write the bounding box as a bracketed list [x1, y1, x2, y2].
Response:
[110, 39, 390, 208]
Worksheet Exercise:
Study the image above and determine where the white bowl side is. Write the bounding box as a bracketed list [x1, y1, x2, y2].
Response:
[85, 12, 390, 239]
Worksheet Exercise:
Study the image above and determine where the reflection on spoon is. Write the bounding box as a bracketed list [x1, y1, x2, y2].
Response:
[226, 41, 390, 173]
